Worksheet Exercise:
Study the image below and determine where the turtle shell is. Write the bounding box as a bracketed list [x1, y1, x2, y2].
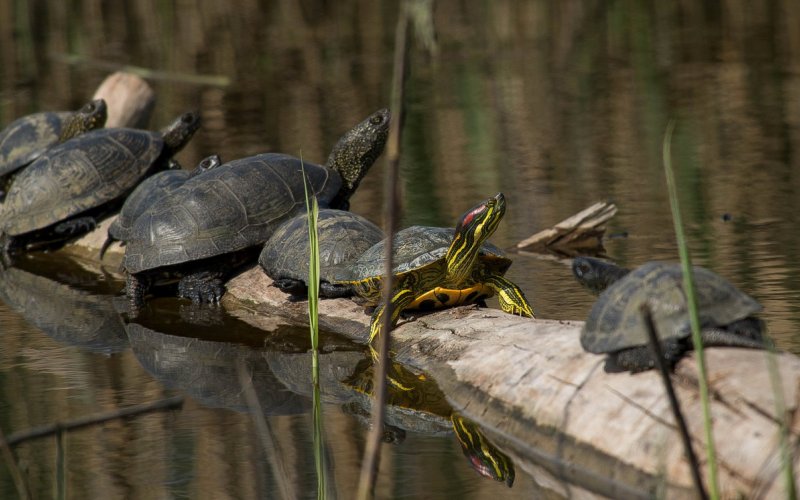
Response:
[108, 169, 191, 242]
[581, 261, 763, 354]
[0, 111, 72, 177]
[259, 209, 384, 284]
[109, 155, 221, 242]
[124, 153, 342, 274]
[335, 226, 511, 283]
[0, 127, 166, 236]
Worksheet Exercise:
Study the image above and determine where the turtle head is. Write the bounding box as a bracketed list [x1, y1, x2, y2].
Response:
[572, 256, 630, 295]
[326, 108, 391, 208]
[446, 193, 506, 282]
[59, 98, 107, 142]
[451, 414, 515, 487]
[160, 111, 201, 156]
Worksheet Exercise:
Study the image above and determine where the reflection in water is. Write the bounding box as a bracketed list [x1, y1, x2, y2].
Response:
[0, 257, 127, 354]
[2, 1, 800, 497]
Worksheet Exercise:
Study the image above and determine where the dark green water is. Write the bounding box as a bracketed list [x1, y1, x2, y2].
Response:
[1, 1, 799, 498]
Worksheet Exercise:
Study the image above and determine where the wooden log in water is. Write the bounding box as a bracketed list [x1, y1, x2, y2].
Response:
[69, 224, 799, 499]
[221, 266, 800, 499]
[92, 71, 155, 129]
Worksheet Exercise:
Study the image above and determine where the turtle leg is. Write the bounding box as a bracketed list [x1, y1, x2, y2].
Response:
[699, 327, 766, 349]
[605, 339, 686, 373]
[319, 281, 354, 298]
[366, 286, 417, 391]
[272, 278, 309, 298]
[126, 273, 148, 315]
[54, 216, 97, 236]
[483, 275, 534, 318]
[368, 287, 416, 360]
[177, 271, 226, 304]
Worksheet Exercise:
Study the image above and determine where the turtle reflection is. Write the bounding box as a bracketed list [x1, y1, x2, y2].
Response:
[267, 350, 516, 487]
[125, 320, 311, 416]
[0, 256, 128, 354]
[345, 359, 515, 487]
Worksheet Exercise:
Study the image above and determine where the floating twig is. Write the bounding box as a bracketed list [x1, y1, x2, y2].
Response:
[3, 396, 183, 447]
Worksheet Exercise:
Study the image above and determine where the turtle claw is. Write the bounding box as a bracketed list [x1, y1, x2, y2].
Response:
[177, 272, 225, 304]
[55, 216, 97, 236]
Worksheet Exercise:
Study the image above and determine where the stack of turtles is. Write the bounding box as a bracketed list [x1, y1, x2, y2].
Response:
[122, 108, 390, 309]
[0, 99, 107, 201]
[0, 112, 200, 257]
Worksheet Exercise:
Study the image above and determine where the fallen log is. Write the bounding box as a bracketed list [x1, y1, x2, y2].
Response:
[222, 267, 800, 499]
[67, 223, 800, 499]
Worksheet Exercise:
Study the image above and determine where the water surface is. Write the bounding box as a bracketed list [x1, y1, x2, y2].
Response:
[1, 1, 799, 498]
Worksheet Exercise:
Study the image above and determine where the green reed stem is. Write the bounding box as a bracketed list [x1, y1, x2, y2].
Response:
[662, 120, 719, 499]
[302, 162, 325, 499]
[764, 341, 798, 499]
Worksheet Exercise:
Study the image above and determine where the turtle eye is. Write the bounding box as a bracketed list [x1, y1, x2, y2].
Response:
[370, 114, 384, 125]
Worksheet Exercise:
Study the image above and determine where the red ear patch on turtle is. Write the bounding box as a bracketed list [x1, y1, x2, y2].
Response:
[461, 205, 486, 227]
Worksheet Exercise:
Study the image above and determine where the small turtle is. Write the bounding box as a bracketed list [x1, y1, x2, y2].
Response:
[123, 108, 390, 309]
[259, 209, 384, 299]
[572, 257, 766, 372]
[0, 112, 200, 257]
[334, 193, 534, 359]
[99, 154, 222, 259]
[0, 99, 107, 200]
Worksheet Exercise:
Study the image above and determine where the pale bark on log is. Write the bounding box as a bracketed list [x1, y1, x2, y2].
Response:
[92, 71, 155, 129]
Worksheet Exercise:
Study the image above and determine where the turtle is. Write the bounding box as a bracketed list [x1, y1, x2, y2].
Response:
[123, 108, 390, 309]
[259, 208, 384, 299]
[0, 111, 200, 257]
[572, 257, 767, 372]
[333, 193, 534, 359]
[0, 98, 108, 200]
[99, 154, 222, 259]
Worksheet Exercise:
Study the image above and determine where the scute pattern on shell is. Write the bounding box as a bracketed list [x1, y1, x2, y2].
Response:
[260, 209, 384, 283]
[336, 226, 509, 282]
[0, 128, 163, 235]
[108, 169, 191, 241]
[581, 261, 763, 353]
[0, 112, 72, 176]
[124, 153, 341, 273]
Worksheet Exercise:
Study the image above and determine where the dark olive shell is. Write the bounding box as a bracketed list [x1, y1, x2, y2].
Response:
[0, 128, 166, 236]
[123, 153, 342, 274]
[259, 209, 384, 284]
[0, 111, 72, 177]
[580, 262, 763, 354]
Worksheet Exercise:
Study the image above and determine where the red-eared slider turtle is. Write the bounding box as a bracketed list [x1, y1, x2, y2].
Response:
[573, 257, 766, 372]
[259, 209, 384, 298]
[334, 193, 534, 358]
[0, 112, 200, 257]
[99, 154, 222, 259]
[123, 108, 390, 309]
[0, 99, 107, 200]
